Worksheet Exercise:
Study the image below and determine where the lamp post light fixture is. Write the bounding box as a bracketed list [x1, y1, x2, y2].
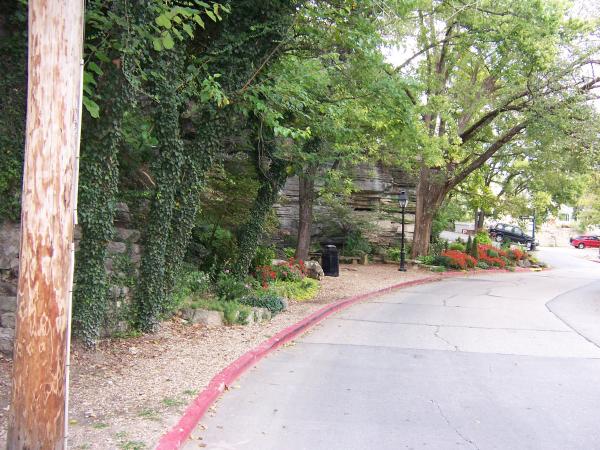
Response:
[398, 190, 409, 272]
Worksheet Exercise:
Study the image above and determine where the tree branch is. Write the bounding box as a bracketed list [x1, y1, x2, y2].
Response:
[450, 121, 528, 190]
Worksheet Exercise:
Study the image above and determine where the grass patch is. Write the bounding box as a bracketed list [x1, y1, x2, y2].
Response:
[92, 422, 109, 429]
[183, 389, 198, 396]
[267, 278, 320, 301]
[183, 296, 252, 325]
[137, 408, 160, 421]
[162, 397, 185, 407]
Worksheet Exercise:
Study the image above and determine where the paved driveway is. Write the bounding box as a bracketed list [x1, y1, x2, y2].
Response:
[186, 248, 600, 450]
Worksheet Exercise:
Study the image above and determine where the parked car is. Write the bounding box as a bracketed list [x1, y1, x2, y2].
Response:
[488, 223, 536, 248]
[569, 235, 600, 249]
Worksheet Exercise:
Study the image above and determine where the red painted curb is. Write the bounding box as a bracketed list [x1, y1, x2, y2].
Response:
[155, 266, 533, 449]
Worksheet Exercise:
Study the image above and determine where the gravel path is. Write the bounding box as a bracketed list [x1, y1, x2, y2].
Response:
[0, 264, 430, 449]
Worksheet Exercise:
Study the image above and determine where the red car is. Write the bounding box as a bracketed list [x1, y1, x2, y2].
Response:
[570, 235, 600, 249]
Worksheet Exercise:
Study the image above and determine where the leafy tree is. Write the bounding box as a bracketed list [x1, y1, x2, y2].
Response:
[387, 0, 600, 255]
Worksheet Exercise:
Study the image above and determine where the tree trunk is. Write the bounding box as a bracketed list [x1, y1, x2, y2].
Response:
[295, 164, 317, 261]
[8, 0, 84, 448]
[411, 167, 447, 257]
[476, 210, 485, 230]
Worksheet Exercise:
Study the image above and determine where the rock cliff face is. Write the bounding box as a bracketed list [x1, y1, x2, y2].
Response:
[274, 163, 416, 250]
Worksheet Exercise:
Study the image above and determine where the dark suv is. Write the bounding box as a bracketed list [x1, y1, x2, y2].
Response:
[489, 223, 536, 248]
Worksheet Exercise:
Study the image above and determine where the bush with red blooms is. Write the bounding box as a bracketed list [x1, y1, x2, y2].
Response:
[270, 257, 308, 283]
[478, 252, 506, 268]
[255, 265, 277, 287]
[441, 250, 477, 270]
[508, 248, 525, 261]
[478, 243, 508, 258]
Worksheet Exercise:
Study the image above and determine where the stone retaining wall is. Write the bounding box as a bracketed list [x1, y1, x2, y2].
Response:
[0, 203, 141, 354]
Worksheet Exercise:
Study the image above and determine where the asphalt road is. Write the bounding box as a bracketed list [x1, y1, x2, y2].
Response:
[186, 248, 600, 450]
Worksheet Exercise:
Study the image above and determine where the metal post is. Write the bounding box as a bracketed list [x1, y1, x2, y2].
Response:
[399, 204, 407, 272]
[531, 211, 536, 250]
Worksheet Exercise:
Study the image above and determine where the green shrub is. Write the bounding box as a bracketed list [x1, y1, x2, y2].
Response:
[465, 235, 473, 254]
[417, 255, 436, 265]
[268, 278, 319, 301]
[470, 237, 479, 259]
[214, 271, 251, 302]
[170, 267, 211, 311]
[186, 225, 237, 273]
[430, 239, 448, 256]
[343, 230, 372, 256]
[433, 255, 451, 267]
[386, 247, 402, 262]
[283, 247, 296, 259]
[251, 245, 276, 271]
[476, 261, 490, 269]
[239, 292, 286, 315]
[487, 249, 499, 257]
[185, 297, 251, 325]
[475, 229, 492, 245]
[448, 242, 466, 252]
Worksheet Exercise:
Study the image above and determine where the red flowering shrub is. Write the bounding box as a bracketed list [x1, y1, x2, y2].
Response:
[273, 257, 307, 282]
[255, 265, 276, 286]
[508, 248, 525, 261]
[441, 250, 476, 270]
[478, 244, 507, 258]
[478, 253, 506, 268]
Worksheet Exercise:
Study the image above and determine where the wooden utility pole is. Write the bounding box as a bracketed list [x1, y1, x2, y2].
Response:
[7, 0, 84, 449]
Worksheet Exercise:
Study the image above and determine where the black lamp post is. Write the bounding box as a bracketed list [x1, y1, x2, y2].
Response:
[398, 190, 408, 272]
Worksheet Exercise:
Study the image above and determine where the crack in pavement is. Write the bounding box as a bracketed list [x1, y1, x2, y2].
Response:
[433, 325, 458, 351]
[430, 399, 480, 450]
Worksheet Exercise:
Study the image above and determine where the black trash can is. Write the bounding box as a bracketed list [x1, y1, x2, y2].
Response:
[321, 244, 339, 277]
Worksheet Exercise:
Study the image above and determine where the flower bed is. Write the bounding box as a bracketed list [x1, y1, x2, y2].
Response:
[429, 242, 533, 272]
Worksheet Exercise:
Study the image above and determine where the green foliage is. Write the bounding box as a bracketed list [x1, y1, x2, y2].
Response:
[186, 225, 237, 274]
[470, 237, 480, 260]
[465, 236, 473, 254]
[487, 249, 499, 258]
[433, 255, 451, 267]
[477, 261, 490, 270]
[239, 292, 286, 315]
[169, 266, 211, 311]
[386, 247, 402, 262]
[448, 242, 466, 252]
[430, 239, 448, 256]
[283, 247, 296, 259]
[0, 2, 27, 221]
[475, 230, 492, 245]
[251, 246, 276, 271]
[342, 230, 372, 256]
[214, 271, 251, 302]
[184, 297, 252, 325]
[267, 278, 319, 301]
[417, 255, 436, 265]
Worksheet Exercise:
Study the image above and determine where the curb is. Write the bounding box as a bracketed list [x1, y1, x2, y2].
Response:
[155, 266, 534, 449]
